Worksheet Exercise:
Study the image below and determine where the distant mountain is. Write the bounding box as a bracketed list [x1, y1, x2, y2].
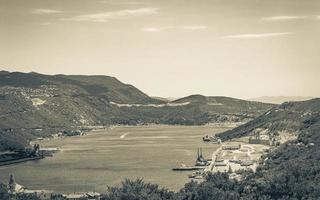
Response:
[0, 71, 163, 104]
[151, 96, 177, 102]
[249, 96, 315, 104]
[218, 98, 320, 141]
[0, 71, 274, 151]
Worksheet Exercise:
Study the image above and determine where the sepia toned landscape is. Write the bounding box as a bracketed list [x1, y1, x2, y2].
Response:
[1, 0, 320, 199]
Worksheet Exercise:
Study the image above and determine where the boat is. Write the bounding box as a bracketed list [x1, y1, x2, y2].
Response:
[188, 170, 204, 179]
[202, 135, 221, 143]
[172, 148, 210, 171]
[195, 148, 210, 166]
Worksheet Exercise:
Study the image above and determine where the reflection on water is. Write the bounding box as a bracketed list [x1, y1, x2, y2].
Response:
[0, 125, 230, 193]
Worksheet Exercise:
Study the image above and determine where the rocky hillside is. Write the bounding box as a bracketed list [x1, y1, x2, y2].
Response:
[0, 71, 274, 150]
[217, 98, 320, 141]
[210, 98, 320, 199]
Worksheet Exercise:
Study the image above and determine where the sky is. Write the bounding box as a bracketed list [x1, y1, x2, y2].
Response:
[0, 0, 320, 99]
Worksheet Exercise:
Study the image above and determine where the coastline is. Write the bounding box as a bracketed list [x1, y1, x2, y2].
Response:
[0, 123, 238, 168]
[0, 125, 230, 193]
[0, 155, 43, 167]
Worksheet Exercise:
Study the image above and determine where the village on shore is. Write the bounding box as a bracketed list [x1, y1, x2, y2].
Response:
[173, 128, 297, 181]
[0, 125, 298, 200]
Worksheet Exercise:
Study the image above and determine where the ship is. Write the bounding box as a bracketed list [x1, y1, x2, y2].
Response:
[188, 170, 204, 179]
[195, 148, 210, 166]
[202, 135, 221, 143]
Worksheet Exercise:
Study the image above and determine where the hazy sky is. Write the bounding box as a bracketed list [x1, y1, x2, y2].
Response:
[1, 0, 320, 99]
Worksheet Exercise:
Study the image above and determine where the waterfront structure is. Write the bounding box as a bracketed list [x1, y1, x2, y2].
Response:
[213, 160, 227, 166]
[5, 174, 100, 200]
[240, 160, 254, 166]
[222, 144, 241, 150]
[23, 189, 53, 200]
[249, 134, 271, 145]
[39, 147, 60, 157]
[63, 192, 101, 200]
[62, 193, 86, 200]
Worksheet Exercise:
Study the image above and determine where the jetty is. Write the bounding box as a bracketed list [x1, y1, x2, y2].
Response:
[0, 156, 43, 167]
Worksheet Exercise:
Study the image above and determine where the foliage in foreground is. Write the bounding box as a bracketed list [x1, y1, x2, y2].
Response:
[101, 178, 176, 200]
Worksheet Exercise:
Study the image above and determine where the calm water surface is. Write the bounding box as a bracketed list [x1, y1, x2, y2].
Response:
[0, 125, 230, 193]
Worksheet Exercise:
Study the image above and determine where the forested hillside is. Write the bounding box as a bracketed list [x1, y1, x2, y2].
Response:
[99, 99, 320, 199]
[217, 98, 320, 141]
[0, 71, 273, 151]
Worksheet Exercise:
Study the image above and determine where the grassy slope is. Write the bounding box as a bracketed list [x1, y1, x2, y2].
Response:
[210, 98, 320, 198]
[217, 98, 320, 140]
[0, 71, 274, 151]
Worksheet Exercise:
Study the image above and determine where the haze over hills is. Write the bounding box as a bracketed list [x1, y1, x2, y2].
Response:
[0, 70, 274, 151]
[249, 96, 316, 104]
[151, 96, 178, 102]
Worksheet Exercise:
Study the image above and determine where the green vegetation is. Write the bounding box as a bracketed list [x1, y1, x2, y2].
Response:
[1, 72, 319, 199]
[1, 111, 320, 199]
[217, 98, 320, 141]
[0, 71, 273, 151]
[101, 179, 175, 200]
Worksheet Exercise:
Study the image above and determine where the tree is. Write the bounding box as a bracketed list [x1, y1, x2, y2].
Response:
[0, 183, 9, 200]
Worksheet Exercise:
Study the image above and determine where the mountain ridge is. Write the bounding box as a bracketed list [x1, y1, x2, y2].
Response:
[0, 71, 274, 151]
[217, 98, 320, 141]
[248, 96, 316, 104]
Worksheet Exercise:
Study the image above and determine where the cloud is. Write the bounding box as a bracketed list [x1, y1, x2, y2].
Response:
[142, 26, 173, 32]
[99, 1, 147, 5]
[141, 25, 208, 32]
[32, 9, 63, 15]
[39, 22, 52, 26]
[262, 16, 308, 21]
[222, 32, 294, 39]
[180, 25, 208, 30]
[62, 7, 158, 22]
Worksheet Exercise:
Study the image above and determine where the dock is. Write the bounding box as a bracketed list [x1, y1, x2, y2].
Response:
[172, 166, 206, 171]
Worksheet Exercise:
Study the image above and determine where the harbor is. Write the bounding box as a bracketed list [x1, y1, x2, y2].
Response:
[0, 125, 229, 193]
[172, 134, 271, 181]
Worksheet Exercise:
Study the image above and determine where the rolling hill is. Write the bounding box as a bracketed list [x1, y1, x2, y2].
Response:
[217, 98, 320, 141]
[212, 98, 320, 199]
[0, 71, 274, 151]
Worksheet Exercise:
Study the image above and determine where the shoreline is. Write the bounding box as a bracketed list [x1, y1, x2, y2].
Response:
[1, 123, 238, 168]
[0, 125, 234, 194]
[0, 155, 43, 167]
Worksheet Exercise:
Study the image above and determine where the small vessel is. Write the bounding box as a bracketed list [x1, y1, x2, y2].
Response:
[188, 170, 204, 179]
[203, 135, 221, 143]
